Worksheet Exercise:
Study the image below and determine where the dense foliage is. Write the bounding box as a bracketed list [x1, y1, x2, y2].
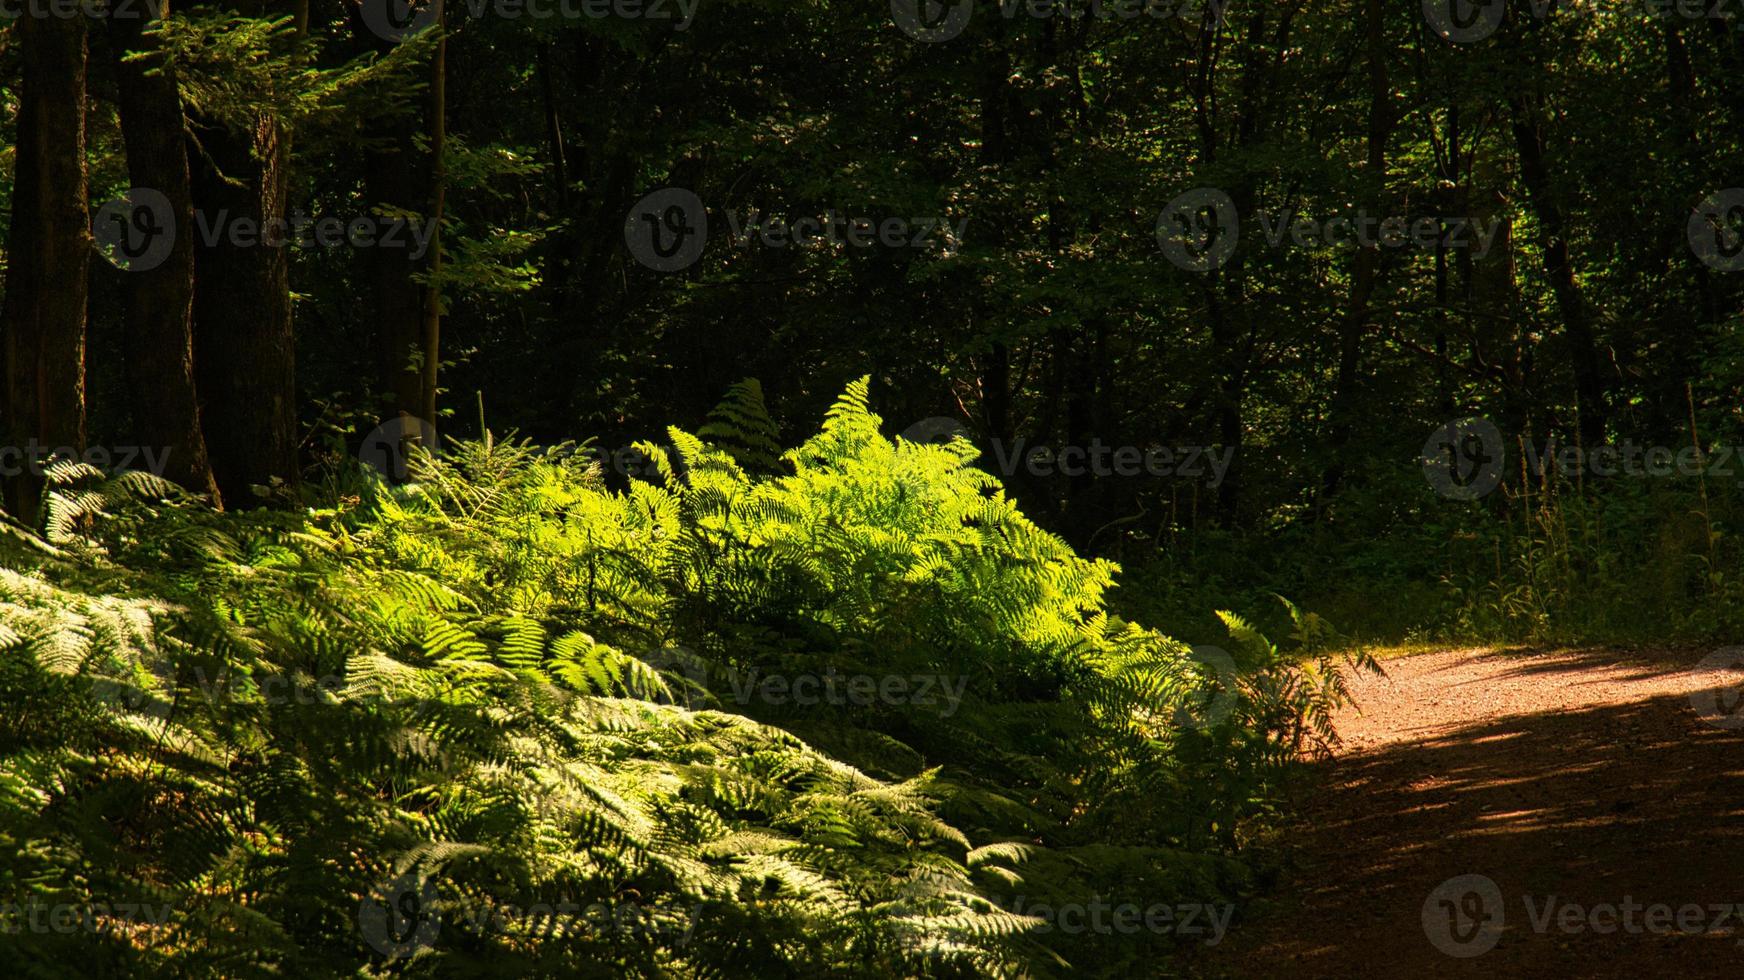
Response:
[4, 0, 1742, 973]
[7, 0, 1739, 646]
[0, 383, 1372, 975]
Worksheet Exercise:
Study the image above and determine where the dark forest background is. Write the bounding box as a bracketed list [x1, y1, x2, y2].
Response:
[3, 0, 1744, 974]
[11, 0, 1744, 642]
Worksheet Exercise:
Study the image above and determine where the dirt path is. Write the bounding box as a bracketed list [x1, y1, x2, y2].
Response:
[1190, 647, 1744, 978]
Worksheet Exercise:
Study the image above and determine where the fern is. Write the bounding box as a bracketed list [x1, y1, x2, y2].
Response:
[0, 379, 1372, 977]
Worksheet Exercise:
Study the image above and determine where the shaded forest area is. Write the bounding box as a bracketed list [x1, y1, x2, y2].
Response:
[1, 0, 1742, 975]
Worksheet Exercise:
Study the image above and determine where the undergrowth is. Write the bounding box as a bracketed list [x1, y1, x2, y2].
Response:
[0, 379, 1374, 977]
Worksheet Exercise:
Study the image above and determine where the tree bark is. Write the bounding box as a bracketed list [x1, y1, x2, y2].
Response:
[110, 0, 222, 505]
[2, 13, 90, 526]
[1318, 0, 1393, 513]
[1510, 94, 1608, 450]
[187, 0, 305, 505]
[362, 0, 445, 445]
[189, 115, 298, 504]
[419, 9, 446, 430]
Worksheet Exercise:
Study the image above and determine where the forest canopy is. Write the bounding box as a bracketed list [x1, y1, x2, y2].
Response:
[1, 0, 1742, 975]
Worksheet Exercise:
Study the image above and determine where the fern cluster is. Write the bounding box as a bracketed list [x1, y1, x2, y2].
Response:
[0, 380, 1374, 977]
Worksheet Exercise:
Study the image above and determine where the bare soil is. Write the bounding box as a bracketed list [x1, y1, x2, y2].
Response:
[1189, 646, 1744, 979]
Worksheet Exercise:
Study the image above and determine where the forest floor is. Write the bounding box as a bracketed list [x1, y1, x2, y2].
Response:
[1188, 646, 1744, 978]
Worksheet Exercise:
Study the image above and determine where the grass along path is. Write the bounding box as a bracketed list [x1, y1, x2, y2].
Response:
[1191, 646, 1744, 978]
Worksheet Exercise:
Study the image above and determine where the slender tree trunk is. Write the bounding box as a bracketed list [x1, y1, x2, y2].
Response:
[1318, 0, 1393, 513]
[1510, 94, 1608, 449]
[972, 26, 1026, 502]
[366, 124, 424, 421]
[419, 9, 446, 429]
[1704, 3, 1744, 134]
[1665, 25, 1715, 327]
[110, 0, 222, 505]
[2, 13, 90, 526]
[362, 1, 445, 443]
[539, 45, 570, 211]
[1194, 5, 1298, 528]
[1432, 100, 1463, 418]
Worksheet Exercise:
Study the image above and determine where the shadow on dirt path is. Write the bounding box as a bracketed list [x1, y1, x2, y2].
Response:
[1188, 646, 1744, 978]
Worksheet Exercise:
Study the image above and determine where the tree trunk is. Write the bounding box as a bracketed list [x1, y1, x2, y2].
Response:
[419, 10, 446, 430]
[187, 0, 305, 505]
[189, 115, 298, 505]
[2, 13, 90, 526]
[363, 0, 445, 445]
[1318, 0, 1393, 513]
[110, 0, 222, 505]
[1510, 95, 1608, 450]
